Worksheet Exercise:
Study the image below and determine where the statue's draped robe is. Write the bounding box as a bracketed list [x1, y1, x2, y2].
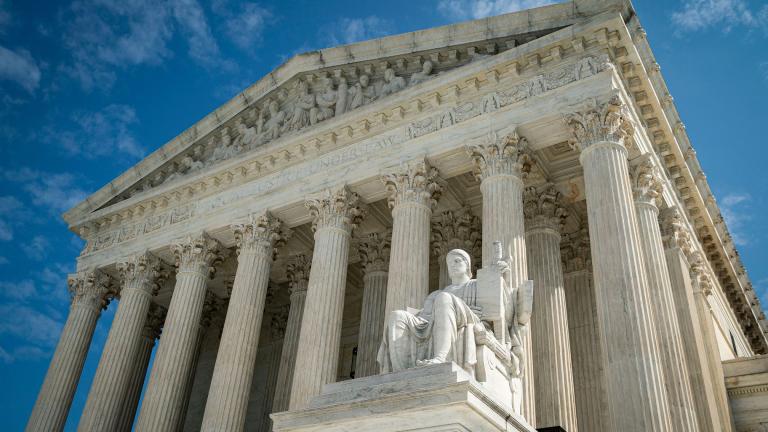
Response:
[378, 280, 481, 373]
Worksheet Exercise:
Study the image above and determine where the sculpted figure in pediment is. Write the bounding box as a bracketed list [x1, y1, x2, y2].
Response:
[379, 68, 406, 97]
[264, 100, 285, 140]
[347, 74, 376, 110]
[208, 127, 236, 165]
[408, 60, 434, 86]
[164, 154, 204, 184]
[335, 78, 348, 116]
[312, 78, 337, 124]
[234, 118, 258, 150]
[284, 80, 315, 132]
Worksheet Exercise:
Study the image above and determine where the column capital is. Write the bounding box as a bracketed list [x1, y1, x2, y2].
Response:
[689, 252, 713, 296]
[68, 269, 113, 310]
[524, 184, 568, 233]
[382, 158, 442, 209]
[232, 211, 291, 258]
[305, 186, 365, 234]
[171, 232, 225, 276]
[661, 206, 694, 257]
[565, 95, 635, 151]
[143, 303, 167, 341]
[286, 254, 311, 297]
[560, 227, 591, 273]
[467, 129, 531, 181]
[117, 251, 170, 296]
[357, 230, 392, 274]
[631, 155, 663, 208]
[431, 205, 481, 259]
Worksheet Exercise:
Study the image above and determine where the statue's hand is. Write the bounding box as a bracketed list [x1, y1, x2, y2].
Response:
[470, 304, 483, 319]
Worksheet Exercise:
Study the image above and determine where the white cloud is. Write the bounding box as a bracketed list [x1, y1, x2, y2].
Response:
[671, 0, 768, 33]
[4, 168, 89, 214]
[437, 0, 558, 20]
[220, 3, 272, 49]
[719, 192, 752, 246]
[0, 195, 31, 241]
[0, 220, 11, 241]
[0, 304, 63, 347]
[61, 0, 231, 90]
[322, 16, 394, 47]
[0, 280, 36, 301]
[0, 45, 42, 93]
[22, 235, 50, 261]
[51, 104, 145, 160]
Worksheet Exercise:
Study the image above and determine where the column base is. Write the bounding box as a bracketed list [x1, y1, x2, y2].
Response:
[271, 362, 535, 432]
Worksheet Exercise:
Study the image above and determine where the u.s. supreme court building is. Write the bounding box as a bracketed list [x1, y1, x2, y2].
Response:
[25, 1, 768, 431]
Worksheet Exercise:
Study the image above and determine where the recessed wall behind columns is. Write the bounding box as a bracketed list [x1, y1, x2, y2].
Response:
[76, 68, 619, 272]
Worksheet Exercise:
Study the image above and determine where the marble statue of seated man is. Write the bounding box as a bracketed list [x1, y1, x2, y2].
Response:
[377, 248, 508, 373]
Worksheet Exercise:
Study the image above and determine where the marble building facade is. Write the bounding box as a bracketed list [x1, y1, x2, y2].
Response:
[25, 1, 768, 431]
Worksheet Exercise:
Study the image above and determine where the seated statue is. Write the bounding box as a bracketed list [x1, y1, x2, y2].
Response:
[378, 243, 533, 415]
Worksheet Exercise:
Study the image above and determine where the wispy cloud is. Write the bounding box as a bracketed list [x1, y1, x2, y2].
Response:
[671, 0, 768, 34]
[212, 1, 273, 50]
[437, 0, 558, 21]
[4, 168, 89, 214]
[720, 192, 752, 246]
[0, 195, 31, 241]
[48, 104, 145, 160]
[22, 235, 51, 261]
[321, 16, 394, 47]
[0, 46, 42, 93]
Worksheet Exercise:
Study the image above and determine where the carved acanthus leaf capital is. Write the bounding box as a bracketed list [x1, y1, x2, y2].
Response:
[431, 205, 482, 260]
[467, 129, 531, 181]
[232, 211, 291, 259]
[357, 230, 392, 274]
[689, 252, 713, 296]
[171, 232, 225, 277]
[631, 155, 663, 207]
[382, 159, 442, 209]
[565, 95, 635, 150]
[286, 254, 311, 297]
[68, 269, 114, 310]
[143, 303, 167, 340]
[661, 207, 694, 256]
[305, 186, 365, 233]
[524, 185, 568, 232]
[117, 251, 170, 296]
[560, 227, 591, 273]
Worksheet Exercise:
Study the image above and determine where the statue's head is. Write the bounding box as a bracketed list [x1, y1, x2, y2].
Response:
[359, 74, 369, 87]
[422, 60, 433, 74]
[446, 249, 472, 280]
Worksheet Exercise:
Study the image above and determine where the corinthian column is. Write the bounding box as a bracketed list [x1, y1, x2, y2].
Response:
[689, 254, 734, 432]
[26, 270, 112, 432]
[272, 255, 311, 413]
[356, 230, 391, 378]
[201, 212, 289, 432]
[523, 185, 577, 432]
[565, 95, 672, 431]
[431, 205, 481, 289]
[115, 304, 166, 432]
[78, 252, 168, 432]
[289, 186, 363, 409]
[661, 208, 722, 432]
[135, 233, 223, 432]
[631, 157, 699, 431]
[467, 129, 535, 423]
[382, 158, 442, 315]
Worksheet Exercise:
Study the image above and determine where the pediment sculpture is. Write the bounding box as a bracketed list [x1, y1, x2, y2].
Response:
[378, 241, 533, 414]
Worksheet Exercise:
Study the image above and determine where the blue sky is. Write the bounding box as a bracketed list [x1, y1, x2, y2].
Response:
[0, 0, 766, 430]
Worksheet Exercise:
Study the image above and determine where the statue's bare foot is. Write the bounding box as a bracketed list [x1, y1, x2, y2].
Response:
[416, 358, 444, 367]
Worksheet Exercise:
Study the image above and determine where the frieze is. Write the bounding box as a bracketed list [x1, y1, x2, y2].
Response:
[82, 54, 613, 255]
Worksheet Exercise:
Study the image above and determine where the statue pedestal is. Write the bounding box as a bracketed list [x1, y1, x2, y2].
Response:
[271, 362, 535, 432]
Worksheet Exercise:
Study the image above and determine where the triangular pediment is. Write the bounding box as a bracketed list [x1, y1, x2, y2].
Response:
[62, 0, 632, 228]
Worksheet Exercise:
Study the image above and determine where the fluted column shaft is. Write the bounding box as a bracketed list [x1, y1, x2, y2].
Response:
[632, 166, 699, 432]
[271, 258, 309, 413]
[289, 187, 362, 409]
[664, 241, 721, 432]
[563, 269, 607, 431]
[79, 253, 167, 431]
[524, 187, 577, 432]
[201, 213, 288, 432]
[26, 270, 110, 432]
[568, 98, 672, 430]
[356, 231, 390, 378]
[260, 339, 283, 431]
[469, 131, 534, 423]
[136, 234, 222, 432]
[382, 160, 441, 316]
[115, 306, 164, 432]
